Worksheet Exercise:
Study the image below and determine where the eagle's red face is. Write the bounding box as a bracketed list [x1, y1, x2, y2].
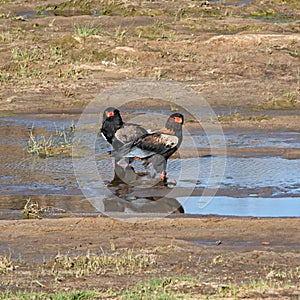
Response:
[106, 111, 115, 118]
[173, 116, 183, 124]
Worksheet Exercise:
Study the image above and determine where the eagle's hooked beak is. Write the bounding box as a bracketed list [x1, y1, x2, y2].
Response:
[106, 111, 115, 118]
[174, 116, 183, 124]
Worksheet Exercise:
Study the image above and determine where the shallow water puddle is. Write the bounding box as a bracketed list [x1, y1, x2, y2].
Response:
[195, 130, 300, 149]
[169, 157, 300, 197]
[210, 0, 254, 6]
[0, 115, 299, 218]
[177, 196, 300, 217]
[15, 9, 98, 20]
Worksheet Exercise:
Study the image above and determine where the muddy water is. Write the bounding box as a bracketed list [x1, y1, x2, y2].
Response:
[0, 114, 299, 218]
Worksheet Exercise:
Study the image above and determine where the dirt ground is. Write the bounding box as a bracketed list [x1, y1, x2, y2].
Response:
[0, 216, 300, 298]
[0, 0, 299, 298]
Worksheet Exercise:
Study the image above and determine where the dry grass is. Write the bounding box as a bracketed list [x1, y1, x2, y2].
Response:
[27, 122, 75, 158]
[50, 248, 157, 278]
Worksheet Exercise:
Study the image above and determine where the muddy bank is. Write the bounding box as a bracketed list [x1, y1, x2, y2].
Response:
[0, 217, 299, 297]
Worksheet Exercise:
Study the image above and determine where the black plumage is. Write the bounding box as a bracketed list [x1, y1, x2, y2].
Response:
[100, 107, 148, 162]
[120, 113, 184, 181]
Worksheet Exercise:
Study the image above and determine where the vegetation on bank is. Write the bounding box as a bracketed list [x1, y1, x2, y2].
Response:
[0, 271, 299, 299]
[27, 122, 75, 158]
[1, 244, 299, 298]
[0, 0, 298, 112]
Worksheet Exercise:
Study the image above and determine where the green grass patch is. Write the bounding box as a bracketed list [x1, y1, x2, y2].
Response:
[74, 23, 101, 37]
[1, 262, 299, 298]
[7, 46, 45, 79]
[120, 276, 195, 299]
[0, 31, 14, 42]
[48, 46, 65, 67]
[3, 44, 71, 81]
[27, 122, 75, 158]
[11, 47, 44, 63]
[0, 290, 97, 300]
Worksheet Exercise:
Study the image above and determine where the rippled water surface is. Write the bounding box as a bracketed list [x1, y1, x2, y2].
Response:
[169, 157, 300, 197]
[0, 115, 299, 218]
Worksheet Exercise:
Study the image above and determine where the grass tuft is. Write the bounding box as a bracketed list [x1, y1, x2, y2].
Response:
[74, 23, 100, 37]
[0, 255, 14, 274]
[260, 91, 298, 110]
[27, 122, 75, 158]
[51, 249, 157, 278]
[22, 197, 42, 219]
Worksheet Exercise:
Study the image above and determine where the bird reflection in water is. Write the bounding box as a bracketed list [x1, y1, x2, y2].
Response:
[103, 163, 184, 214]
